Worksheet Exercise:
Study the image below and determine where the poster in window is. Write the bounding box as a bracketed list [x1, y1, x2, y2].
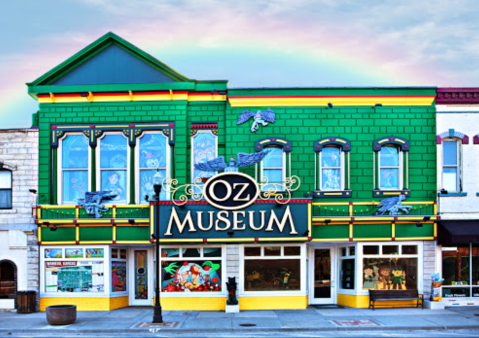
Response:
[45, 249, 62, 258]
[244, 259, 300, 291]
[112, 261, 127, 292]
[363, 258, 417, 290]
[45, 261, 104, 293]
[65, 248, 83, 258]
[161, 260, 222, 292]
[192, 132, 217, 182]
[86, 248, 104, 258]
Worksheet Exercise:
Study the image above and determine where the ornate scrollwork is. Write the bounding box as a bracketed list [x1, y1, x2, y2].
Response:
[258, 175, 301, 204]
[161, 177, 205, 206]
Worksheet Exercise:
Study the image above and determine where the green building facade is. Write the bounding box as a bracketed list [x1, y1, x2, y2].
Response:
[30, 33, 437, 311]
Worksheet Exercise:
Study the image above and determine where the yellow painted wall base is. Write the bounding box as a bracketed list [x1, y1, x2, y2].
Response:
[40, 296, 129, 311]
[337, 294, 423, 308]
[239, 296, 308, 310]
[155, 297, 226, 311]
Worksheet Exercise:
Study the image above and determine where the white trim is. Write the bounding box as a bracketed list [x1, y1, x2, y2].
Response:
[129, 247, 153, 305]
[441, 139, 461, 192]
[260, 145, 286, 189]
[239, 243, 307, 297]
[317, 146, 345, 191]
[135, 131, 170, 204]
[378, 145, 404, 191]
[57, 133, 91, 205]
[40, 245, 110, 298]
[96, 132, 130, 204]
[308, 244, 337, 305]
[191, 130, 218, 184]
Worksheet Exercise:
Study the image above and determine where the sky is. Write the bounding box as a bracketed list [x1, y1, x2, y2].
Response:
[1, 0, 479, 128]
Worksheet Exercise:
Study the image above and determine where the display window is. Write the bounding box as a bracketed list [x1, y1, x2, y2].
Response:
[159, 246, 225, 295]
[241, 244, 306, 295]
[441, 244, 479, 298]
[42, 246, 107, 294]
[111, 248, 128, 293]
[339, 246, 356, 290]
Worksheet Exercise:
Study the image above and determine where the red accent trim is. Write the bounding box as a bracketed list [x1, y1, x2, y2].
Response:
[434, 201, 437, 205]
[203, 239, 207, 243]
[130, 124, 134, 128]
[113, 205, 116, 208]
[463, 135, 470, 144]
[394, 217, 398, 220]
[474, 135, 479, 144]
[52, 126, 56, 130]
[113, 241, 116, 244]
[349, 202, 353, 205]
[90, 125, 95, 129]
[405, 145, 408, 148]
[170, 123, 174, 127]
[73, 220, 77, 224]
[390, 138, 393, 141]
[35, 220, 38, 224]
[255, 238, 258, 242]
[434, 237, 437, 240]
[257, 146, 260, 149]
[436, 135, 442, 145]
[111, 219, 114, 223]
[150, 239, 154, 243]
[38, 242, 41, 245]
[317, 145, 320, 148]
[272, 138, 276, 141]
[286, 146, 290, 149]
[346, 145, 349, 148]
[351, 217, 355, 221]
[331, 138, 335, 141]
[76, 241, 79, 244]
[308, 237, 312, 241]
[349, 238, 353, 241]
[392, 237, 395, 241]
[75, 205, 79, 208]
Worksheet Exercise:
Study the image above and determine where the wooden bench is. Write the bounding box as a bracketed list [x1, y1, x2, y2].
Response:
[368, 290, 423, 310]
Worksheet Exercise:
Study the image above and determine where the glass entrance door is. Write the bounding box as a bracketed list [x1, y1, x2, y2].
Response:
[130, 249, 152, 306]
[310, 248, 335, 304]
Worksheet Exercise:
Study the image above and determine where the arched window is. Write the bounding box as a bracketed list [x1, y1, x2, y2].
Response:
[313, 137, 351, 198]
[0, 260, 17, 298]
[442, 139, 461, 192]
[0, 169, 12, 209]
[255, 138, 292, 192]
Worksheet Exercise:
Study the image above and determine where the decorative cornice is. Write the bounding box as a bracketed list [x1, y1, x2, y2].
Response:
[436, 88, 479, 104]
[191, 123, 218, 137]
[314, 137, 351, 152]
[437, 129, 469, 144]
[373, 136, 409, 152]
[255, 137, 292, 153]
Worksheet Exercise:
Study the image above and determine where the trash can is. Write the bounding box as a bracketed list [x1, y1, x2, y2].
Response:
[16, 291, 36, 313]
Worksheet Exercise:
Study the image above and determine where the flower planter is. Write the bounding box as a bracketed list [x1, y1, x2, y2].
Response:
[46, 305, 77, 325]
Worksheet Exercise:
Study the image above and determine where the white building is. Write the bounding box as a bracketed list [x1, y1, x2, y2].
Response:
[436, 88, 479, 306]
[0, 128, 39, 310]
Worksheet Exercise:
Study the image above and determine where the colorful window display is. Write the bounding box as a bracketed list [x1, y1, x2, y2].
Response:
[362, 258, 417, 290]
[61, 134, 89, 203]
[45, 261, 104, 293]
[65, 248, 83, 258]
[112, 261, 127, 292]
[191, 131, 217, 194]
[134, 250, 148, 299]
[100, 134, 128, 203]
[86, 248, 104, 258]
[262, 146, 284, 191]
[379, 146, 400, 189]
[441, 245, 479, 298]
[138, 133, 168, 202]
[44, 248, 62, 258]
[160, 247, 223, 293]
[321, 147, 341, 190]
[243, 245, 303, 292]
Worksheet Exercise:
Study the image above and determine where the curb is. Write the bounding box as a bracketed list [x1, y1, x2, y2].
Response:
[1, 325, 479, 335]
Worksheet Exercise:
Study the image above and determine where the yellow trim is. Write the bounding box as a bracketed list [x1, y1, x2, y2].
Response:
[38, 207, 42, 220]
[349, 203, 353, 216]
[239, 296, 307, 310]
[378, 138, 389, 144]
[113, 226, 116, 242]
[259, 139, 271, 144]
[337, 294, 424, 308]
[382, 192, 402, 195]
[434, 203, 437, 215]
[313, 202, 350, 206]
[319, 139, 330, 144]
[322, 193, 344, 196]
[336, 139, 346, 144]
[115, 240, 152, 244]
[276, 139, 287, 144]
[313, 217, 352, 221]
[228, 96, 435, 107]
[159, 297, 226, 311]
[75, 227, 79, 242]
[40, 297, 129, 311]
[150, 205, 154, 238]
[434, 223, 437, 237]
[395, 237, 435, 240]
[394, 138, 406, 144]
[354, 237, 392, 241]
[353, 202, 380, 206]
[38, 227, 42, 242]
[80, 241, 114, 244]
[112, 206, 116, 219]
[159, 238, 203, 243]
[311, 238, 350, 242]
[349, 223, 353, 239]
[188, 94, 227, 102]
[75, 207, 79, 219]
[258, 237, 307, 242]
[308, 203, 312, 237]
[207, 238, 255, 243]
[392, 222, 396, 238]
[40, 241, 76, 245]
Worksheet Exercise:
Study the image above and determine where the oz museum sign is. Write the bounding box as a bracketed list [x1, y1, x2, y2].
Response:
[158, 173, 310, 242]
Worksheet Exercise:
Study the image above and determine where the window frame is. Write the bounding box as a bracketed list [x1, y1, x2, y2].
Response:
[240, 243, 307, 297]
[135, 131, 170, 204]
[57, 132, 91, 205]
[0, 169, 12, 210]
[442, 139, 461, 192]
[96, 132, 130, 204]
[159, 244, 226, 298]
[191, 129, 218, 184]
[378, 145, 403, 191]
[260, 145, 286, 189]
[318, 145, 345, 191]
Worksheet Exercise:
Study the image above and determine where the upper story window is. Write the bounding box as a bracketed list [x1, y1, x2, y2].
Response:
[313, 137, 351, 198]
[137, 132, 169, 203]
[97, 134, 129, 203]
[191, 125, 218, 183]
[262, 146, 285, 190]
[379, 146, 401, 190]
[59, 134, 90, 204]
[442, 139, 460, 192]
[373, 136, 410, 197]
[0, 170, 12, 209]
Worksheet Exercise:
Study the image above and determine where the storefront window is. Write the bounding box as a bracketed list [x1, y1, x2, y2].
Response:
[442, 246, 470, 286]
[243, 245, 303, 292]
[339, 246, 355, 290]
[160, 247, 223, 293]
[111, 247, 127, 293]
[44, 247, 106, 293]
[472, 246, 479, 286]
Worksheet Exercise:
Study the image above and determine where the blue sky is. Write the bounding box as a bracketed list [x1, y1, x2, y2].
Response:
[1, 0, 478, 128]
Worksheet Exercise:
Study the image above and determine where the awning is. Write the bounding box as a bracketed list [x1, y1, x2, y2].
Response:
[438, 221, 479, 244]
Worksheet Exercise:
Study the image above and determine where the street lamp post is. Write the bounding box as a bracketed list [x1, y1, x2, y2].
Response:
[152, 171, 163, 324]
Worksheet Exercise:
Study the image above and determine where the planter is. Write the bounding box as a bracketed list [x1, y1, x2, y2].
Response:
[46, 305, 77, 325]
[225, 304, 240, 313]
[423, 300, 445, 310]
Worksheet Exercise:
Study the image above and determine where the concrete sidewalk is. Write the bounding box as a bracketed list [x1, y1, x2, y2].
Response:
[1, 306, 479, 335]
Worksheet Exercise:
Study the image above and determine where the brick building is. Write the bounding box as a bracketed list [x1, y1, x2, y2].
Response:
[28, 33, 438, 311]
[0, 128, 39, 310]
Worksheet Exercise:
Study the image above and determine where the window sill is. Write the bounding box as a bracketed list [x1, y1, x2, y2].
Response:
[439, 192, 467, 197]
[313, 190, 352, 198]
[373, 190, 410, 198]
[0, 209, 16, 214]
